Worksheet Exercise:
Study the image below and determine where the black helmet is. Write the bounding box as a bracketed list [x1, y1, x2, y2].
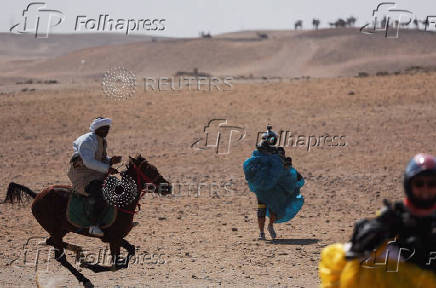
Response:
[261, 125, 278, 146]
[403, 153, 436, 209]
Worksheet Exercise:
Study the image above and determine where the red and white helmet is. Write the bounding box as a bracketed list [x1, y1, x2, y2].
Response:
[403, 153, 436, 209]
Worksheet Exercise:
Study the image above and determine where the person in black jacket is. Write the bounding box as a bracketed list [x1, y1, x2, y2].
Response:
[347, 153, 436, 272]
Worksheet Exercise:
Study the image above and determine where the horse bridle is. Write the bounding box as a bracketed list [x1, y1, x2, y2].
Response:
[117, 160, 161, 215]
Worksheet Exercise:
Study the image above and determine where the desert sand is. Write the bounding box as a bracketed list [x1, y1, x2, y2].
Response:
[1, 28, 436, 287]
[2, 28, 436, 82]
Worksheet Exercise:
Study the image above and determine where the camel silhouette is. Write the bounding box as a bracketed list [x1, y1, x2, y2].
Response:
[312, 19, 320, 30]
[294, 20, 303, 30]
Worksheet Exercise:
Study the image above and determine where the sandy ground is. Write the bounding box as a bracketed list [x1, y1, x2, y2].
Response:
[2, 29, 436, 82]
[0, 71, 436, 287]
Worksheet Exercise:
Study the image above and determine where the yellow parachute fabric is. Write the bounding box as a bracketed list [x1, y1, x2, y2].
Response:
[319, 243, 436, 288]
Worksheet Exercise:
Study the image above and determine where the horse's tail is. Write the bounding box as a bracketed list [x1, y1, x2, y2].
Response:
[4, 182, 37, 203]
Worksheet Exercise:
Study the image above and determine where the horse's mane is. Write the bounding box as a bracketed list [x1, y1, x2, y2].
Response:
[128, 154, 160, 179]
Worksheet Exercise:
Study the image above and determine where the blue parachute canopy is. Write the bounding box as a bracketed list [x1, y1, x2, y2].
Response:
[243, 149, 304, 223]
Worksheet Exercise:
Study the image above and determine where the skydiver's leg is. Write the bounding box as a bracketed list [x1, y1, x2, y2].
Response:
[267, 210, 277, 239]
[257, 199, 266, 240]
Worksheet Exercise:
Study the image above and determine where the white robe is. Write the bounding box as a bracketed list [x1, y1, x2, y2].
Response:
[67, 132, 110, 195]
[72, 132, 110, 173]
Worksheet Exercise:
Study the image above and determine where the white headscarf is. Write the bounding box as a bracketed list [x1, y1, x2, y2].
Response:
[89, 117, 112, 132]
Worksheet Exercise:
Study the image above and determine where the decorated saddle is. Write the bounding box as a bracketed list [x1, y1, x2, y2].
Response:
[46, 185, 117, 229]
[66, 192, 117, 229]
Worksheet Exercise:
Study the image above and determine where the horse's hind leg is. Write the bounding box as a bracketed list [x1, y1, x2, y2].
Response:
[46, 237, 84, 263]
[110, 240, 122, 269]
[81, 239, 133, 272]
[64, 242, 84, 263]
[110, 240, 131, 270]
[51, 235, 93, 287]
[121, 238, 136, 268]
[121, 238, 135, 257]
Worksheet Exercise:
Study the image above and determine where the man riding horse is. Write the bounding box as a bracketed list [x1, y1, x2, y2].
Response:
[5, 120, 172, 286]
[67, 117, 121, 237]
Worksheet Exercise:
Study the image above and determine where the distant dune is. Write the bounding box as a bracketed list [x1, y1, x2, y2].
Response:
[0, 33, 157, 59]
[1, 28, 436, 82]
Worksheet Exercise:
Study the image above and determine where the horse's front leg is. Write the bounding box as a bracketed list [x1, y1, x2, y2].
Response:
[110, 240, 127, 270]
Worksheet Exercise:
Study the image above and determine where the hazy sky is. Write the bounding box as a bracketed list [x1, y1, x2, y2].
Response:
[2, 0, 435, 37]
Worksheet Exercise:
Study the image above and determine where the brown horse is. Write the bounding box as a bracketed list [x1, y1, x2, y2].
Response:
[4, 154, 171, 287]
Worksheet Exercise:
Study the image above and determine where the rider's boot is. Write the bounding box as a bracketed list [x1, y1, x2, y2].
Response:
[89, 225, 104, 237]
[88, 200, 104, 237]
[85, 180, 105, 237]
